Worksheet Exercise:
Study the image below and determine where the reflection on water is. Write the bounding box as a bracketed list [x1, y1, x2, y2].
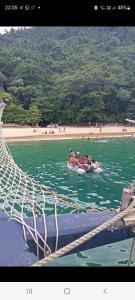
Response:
[9, 137, 135, 266]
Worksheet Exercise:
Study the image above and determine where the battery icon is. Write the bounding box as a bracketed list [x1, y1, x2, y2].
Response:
[94, 5, 98, 10]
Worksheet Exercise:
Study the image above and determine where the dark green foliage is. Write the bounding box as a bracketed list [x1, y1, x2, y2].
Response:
[0, 26, 135, 124]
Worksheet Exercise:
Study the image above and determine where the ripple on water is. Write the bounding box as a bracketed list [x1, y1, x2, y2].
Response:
[100, 199, 111, 205]
[114, 181, 126, 184]
[58, 186, 72, 192]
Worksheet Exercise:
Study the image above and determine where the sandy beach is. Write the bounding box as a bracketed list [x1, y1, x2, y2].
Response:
[2, 125, 135, 142]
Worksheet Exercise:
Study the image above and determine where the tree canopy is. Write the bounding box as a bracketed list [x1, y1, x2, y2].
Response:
[0, 26, 135, 125]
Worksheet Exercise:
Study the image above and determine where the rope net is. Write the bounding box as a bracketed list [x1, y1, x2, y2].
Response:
[1, 101, 126, 260]
[0, 101, 96, 258]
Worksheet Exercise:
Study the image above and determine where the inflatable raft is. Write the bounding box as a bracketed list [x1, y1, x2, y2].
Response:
[67, 162, 103, 174]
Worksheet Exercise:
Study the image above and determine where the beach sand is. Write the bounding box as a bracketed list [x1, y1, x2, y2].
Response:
[2, 125, 135, 142]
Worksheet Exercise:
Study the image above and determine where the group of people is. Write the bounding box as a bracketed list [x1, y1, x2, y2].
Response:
[68, 150, 100, 172]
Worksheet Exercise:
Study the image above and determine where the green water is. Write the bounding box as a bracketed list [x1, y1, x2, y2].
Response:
[9, 137, 135, 266]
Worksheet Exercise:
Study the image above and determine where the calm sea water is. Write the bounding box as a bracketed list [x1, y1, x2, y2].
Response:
[9, 137, 135, 266]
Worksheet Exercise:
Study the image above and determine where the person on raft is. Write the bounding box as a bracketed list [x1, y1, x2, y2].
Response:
[90, 159, 99, 170]
[69, 153, 83, 168]
[68, 149, 75, 160]
[68, 151, 99, 171]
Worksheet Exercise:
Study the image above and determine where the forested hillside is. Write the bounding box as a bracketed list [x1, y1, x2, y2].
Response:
[0, 26, 135, 125]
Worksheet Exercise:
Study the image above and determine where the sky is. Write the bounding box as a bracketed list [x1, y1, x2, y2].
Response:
[0, 27, 30, 34]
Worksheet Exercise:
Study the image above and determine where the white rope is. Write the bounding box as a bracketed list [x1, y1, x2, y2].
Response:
[42, 208, 52, 255]
[11, 215, 48, 254]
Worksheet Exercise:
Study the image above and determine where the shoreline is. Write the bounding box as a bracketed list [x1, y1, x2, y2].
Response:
[1, 125, 135, 142]
[4, 132, 135, 143]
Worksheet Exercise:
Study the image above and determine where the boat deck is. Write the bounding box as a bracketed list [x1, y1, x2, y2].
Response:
[0, 210, 133, 266]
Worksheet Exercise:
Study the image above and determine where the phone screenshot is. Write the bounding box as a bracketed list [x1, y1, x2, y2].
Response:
[0, 0, 135, 297]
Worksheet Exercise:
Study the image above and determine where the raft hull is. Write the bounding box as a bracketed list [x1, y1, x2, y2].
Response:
[67, 163, 103, 174]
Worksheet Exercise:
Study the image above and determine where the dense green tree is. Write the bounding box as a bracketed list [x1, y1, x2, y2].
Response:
[3, 103, 26, 124]
[0, 26, 135, 124]
[0, 91, 13, 102]
[26, 104, 42, 125]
